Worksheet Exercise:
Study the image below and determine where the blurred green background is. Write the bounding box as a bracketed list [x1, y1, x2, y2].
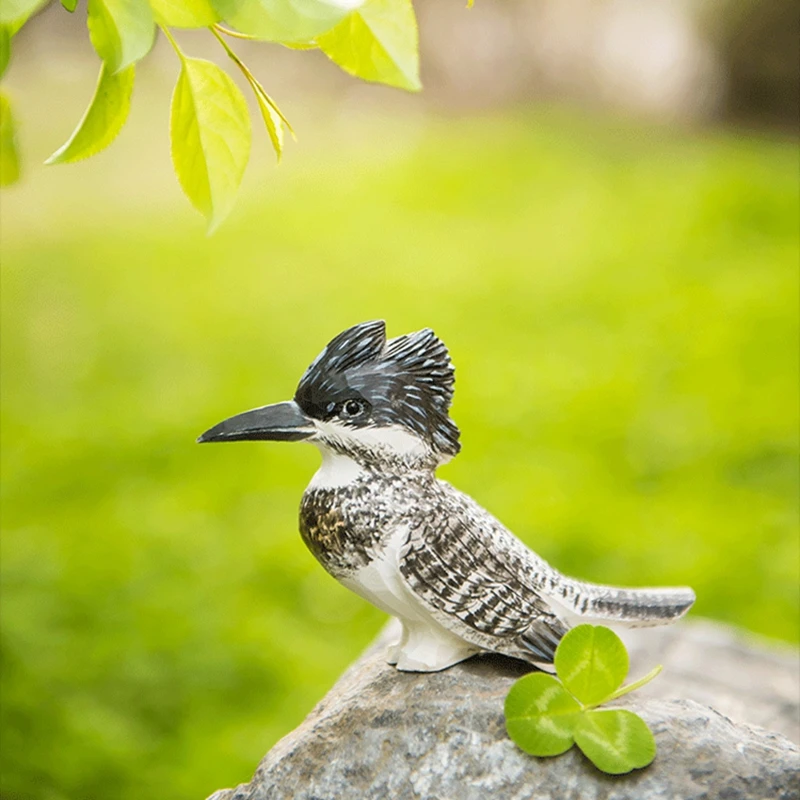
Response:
[2, 10, 799, 800]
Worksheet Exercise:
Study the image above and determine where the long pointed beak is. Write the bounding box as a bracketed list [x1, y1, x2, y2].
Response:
[197, 400, 316, 444]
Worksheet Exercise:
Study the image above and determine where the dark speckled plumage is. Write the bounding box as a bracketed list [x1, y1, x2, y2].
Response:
[298, 465, 692, 665]
[298, 461, 572, 662]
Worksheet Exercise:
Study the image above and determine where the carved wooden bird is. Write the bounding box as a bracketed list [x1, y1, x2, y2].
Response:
[199, 321, 695, 671]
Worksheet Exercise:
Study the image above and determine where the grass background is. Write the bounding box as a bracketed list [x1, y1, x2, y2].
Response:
[1, 62, 798, 800]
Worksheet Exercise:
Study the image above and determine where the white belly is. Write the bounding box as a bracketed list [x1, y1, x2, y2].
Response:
[338, 526, 482, 672]
[338, 526, 427, 622]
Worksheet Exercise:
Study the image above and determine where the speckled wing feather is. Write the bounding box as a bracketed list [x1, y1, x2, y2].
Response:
[398, 484, 570, 663]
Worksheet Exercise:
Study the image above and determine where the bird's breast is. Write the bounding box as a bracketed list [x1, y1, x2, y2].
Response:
[299, 486, 386, 576]
[299, 471, 436, 577]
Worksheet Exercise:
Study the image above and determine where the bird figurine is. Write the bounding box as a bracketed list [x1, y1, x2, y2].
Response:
[199, 321, 695, 672]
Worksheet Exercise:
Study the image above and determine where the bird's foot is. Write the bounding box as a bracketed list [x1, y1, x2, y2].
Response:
[385, 642, 401, 665]
[395, 646, 478, 672]
[392, 632, 479, 673]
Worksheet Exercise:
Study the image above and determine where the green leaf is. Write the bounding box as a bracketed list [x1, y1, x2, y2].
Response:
[45, 62, 135, 165]
[554, 624, 629, 706]
[0, 26, 10, 79]
[149, 0, 219, 28]
[280, 39, 317, 50]
[0, 92, 20, 186]
[87, 0, 155, 72]
[504, 673, 582, 757]
[574, 709, 656, 774]
[61, 0, 79, 12]
[244, 71, 292, 161]
[170, 56, 251, 231]
[208, 25, 291, 162]
[254, 88, 285, 161]
[212, 0, 357, 43]
[0, 0, 45, 26]
[317, 0, 419, 91]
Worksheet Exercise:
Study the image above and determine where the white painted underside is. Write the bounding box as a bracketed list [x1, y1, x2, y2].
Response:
[338, 526, 480, 672]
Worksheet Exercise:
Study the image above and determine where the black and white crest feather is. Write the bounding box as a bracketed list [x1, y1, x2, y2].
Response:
[294, 320, 461, 457]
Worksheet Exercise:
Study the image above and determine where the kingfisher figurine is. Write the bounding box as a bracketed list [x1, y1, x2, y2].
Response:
[199, 321, 694, 672]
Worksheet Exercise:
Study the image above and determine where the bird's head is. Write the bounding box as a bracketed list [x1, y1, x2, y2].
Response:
[198, 320, 461, 469]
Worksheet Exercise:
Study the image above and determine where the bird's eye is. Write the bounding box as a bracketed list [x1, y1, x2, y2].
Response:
[341, 399, 366, 418]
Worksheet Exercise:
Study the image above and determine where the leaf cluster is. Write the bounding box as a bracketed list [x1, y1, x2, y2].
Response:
[505, 624, 662, 775]
[0, 0, 428, 228]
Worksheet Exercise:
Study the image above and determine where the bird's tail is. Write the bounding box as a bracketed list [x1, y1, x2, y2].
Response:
[550, 578, 696, 628]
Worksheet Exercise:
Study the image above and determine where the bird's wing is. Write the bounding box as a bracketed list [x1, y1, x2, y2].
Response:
[397, 486, 569, 663]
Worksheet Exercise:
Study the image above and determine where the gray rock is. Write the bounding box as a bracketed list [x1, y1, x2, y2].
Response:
[208, 620, 800, 800]
[622, 619, 800, 745]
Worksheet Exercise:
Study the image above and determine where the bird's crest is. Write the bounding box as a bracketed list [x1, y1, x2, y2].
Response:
[295, 320, 461, 457]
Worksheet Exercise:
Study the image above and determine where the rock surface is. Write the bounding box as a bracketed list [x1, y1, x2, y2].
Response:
[208, 620, 799, 800]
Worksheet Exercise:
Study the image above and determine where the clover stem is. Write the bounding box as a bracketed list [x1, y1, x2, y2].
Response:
[582, 665, 663, 710]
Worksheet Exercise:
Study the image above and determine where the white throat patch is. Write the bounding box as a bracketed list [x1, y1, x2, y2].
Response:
[313, 419, 429, 460]
[307, 448, 366, 489]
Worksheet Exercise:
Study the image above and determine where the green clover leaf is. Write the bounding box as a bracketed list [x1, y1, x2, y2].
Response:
[504, 673, 582, 756]
[554, 623, 629, 706]
[505, 624, 662, 776]
[574, 709, 657, 774]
